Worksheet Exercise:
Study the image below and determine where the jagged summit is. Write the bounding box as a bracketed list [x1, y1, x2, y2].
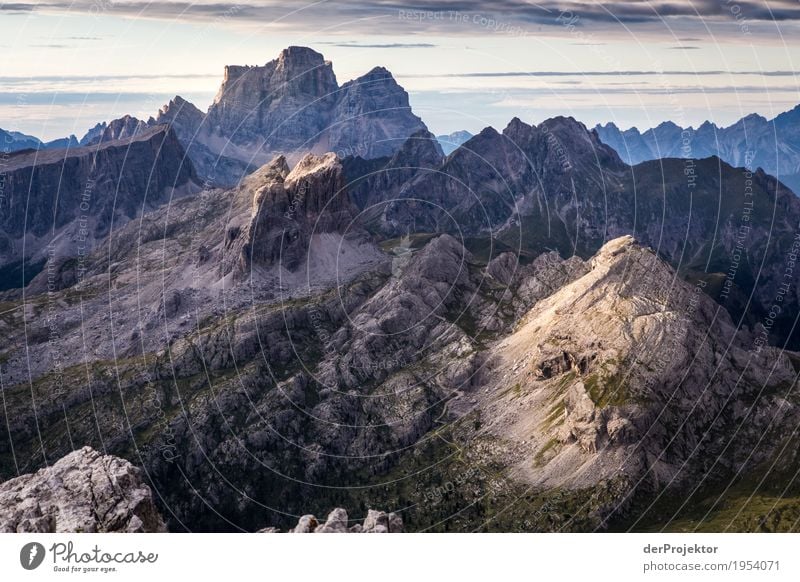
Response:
[278, 44, 328, 62]
[58, 46, 430, 187]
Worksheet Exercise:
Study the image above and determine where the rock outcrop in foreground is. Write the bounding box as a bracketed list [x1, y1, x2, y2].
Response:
[0, 448, 402, 533]
[259, 507, 403, 533]
[0, 447, 167, 533]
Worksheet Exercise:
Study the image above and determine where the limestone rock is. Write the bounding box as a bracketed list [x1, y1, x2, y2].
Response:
[314, 508, 349, 533]
[0, 447, 166, 533]
[269, 508, 403, 533]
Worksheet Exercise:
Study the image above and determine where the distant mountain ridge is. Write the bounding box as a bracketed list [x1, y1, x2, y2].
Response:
[436, 130, 473, 155]
[0, 127, 79, 152]
[595, 105, 800, 193]
[2, 46, 436, 187]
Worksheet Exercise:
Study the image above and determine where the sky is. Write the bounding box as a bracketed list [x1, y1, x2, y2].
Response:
[1, 0, 799, 140]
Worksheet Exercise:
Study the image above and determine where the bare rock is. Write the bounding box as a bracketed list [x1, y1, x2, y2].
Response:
[270, 508, 403, 533]
[291, 515, 319, 533]
[314, 508, 349, 533]
[0, 447, 166, 533]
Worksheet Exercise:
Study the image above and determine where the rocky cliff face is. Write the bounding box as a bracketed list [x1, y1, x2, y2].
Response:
[596, 106, 800, 194]
[0, 125, 198, 286]
[80, 122, 107, 146]
[223, 152, 365, 276]
[328, 66, 429, 159]
[0, 447, 167, 532]
[343, 129, 444, 210]
[207, 46, 340, 152]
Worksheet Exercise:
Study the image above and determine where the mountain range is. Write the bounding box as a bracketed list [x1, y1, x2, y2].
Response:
[2, 46, 800, 533]
[2, 46, 433, 187]
[595, 107, 800, 194]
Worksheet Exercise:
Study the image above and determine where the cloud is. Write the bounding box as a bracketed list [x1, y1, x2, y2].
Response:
[486, 85, 800, 98]
[400, 70, 800, 79]
[0, 73, 218, 85]
[0, 2, 34, 12]
[320, 41, 436, 48]
[3, 0, 800, 36]
[0, 91, 215, 105]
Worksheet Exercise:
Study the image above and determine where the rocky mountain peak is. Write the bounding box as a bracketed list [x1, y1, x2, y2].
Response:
[286, 151, 339, 183]
[451, 126, 501, 157]
[590, 233, 637, 266]
[208, 47, 336, 150]
[159, 94, 202, 118]
[156, 95, 205, 137]
[359, 65, 393, 80]
[271, 45, 337, 95]
[538, 115, 592, 138]
[99, 114, 148, 143]
[79, 121, 107, 145]
[329, 63, 426, 159]
[246, 155, 291, 213]
[740, 112, 768, 125]
[120, 46, 434, 184]
[655, 120, 680, 130]
[504, 116, 533, 134]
